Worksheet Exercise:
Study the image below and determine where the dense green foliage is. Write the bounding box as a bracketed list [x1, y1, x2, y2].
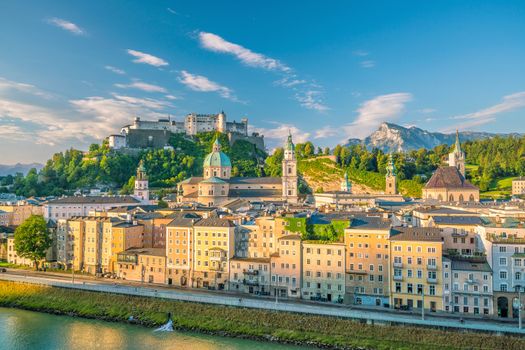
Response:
[7, 132, 267, 197]
[13, 215, 51, 269]
[283, 217, 349, 242]
[2, 281, 523, 350]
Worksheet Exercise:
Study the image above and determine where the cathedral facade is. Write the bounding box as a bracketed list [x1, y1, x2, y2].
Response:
[176, 134, 298, 206]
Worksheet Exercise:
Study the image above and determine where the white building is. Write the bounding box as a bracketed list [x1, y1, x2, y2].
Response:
[44, 196, 140, 221]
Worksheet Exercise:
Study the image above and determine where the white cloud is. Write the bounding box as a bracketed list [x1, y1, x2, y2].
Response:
[314, 126, 339, 139]
[295, 90, 330, 112]
[115, 81, 167, 93]
[361, 60, 375, 68]
[452, 91, 525, 122]
[178, 70, 237, 101]
[167, 7, 178, 15]
[0, 77, 53, 99]
[343, 93, 413, 139]
[199, 32, 291, 72]
[105, 65, 126, 75]
[127, 49, 168, 67]
[47, 18, 85, 35]
[251, 122, 311, 150]
[164, 94, 178, 100]
[275, 77, 306, 88]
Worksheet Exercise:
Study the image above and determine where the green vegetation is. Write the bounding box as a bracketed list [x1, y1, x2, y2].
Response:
[5, 132, 267, 197]
[1, 281, 523, 350]
[282, 217, 349, 242]
[13, 215, 51, 270]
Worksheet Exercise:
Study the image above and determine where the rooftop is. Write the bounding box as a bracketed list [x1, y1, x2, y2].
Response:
[450, 258, 492, 272]
[121, 247, 165, 257]
[194, 217, 236, 228]
[432, 216, 482, 225]
[424, 166, 478, 190]
[390, 227, 442, 242]
[47, 196, 140, 205]
[347, 215, 392, 230]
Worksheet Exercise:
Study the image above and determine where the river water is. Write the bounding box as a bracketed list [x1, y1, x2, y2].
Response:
[0, 307, 310, 350]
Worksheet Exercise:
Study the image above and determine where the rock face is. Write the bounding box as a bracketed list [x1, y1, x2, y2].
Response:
[346, 122, 518, 153]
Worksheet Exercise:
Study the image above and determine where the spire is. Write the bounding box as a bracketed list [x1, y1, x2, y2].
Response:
[285, 130, 294, 151]
[454, 129, 462, 154]
[212, 137, 221, 152]
[386, 154, 396, 177]
[344, 171, 349, 182]
[136, 159, 147, 180]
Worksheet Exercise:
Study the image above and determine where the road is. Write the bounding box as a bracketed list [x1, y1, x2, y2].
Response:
[1, 269, 524, 335]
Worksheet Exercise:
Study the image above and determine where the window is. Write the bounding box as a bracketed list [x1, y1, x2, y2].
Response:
[500, 271, 507, 279]
[429, 285, 436, 296]
[499, 257, 507, 266]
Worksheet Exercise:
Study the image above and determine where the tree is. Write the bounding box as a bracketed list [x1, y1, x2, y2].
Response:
[323, 147, 330, 155]
[14, 215, 51, 270]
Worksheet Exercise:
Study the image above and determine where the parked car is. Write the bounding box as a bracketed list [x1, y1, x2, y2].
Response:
[0, 268, 7, 273]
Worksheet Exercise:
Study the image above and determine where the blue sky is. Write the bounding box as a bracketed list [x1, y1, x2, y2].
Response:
[0, 1, 524, 163]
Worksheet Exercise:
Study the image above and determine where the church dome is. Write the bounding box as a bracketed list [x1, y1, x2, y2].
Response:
[203, 138, 232, 168]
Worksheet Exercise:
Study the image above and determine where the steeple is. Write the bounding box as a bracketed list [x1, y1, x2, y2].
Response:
[282, 132, 298, 203]
[340, 171, 352, 192]
[385, 154, 398, 195]
[212, 137, 221, 152]
[285, 130, 295, 152]
[454, 129, 462, 154]
[134, 160, 149, 203]
[136, 159, 147, 181]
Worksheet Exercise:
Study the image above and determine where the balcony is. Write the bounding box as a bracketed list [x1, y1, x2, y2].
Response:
[393, 262, 403, 268]
[427, 277, 438, 284]
[210, 255, 226, 262]
[466, 278, 478, 284]
[243, 269, 259, 276]
[427, 264, 437, 270]
[393, 275, 403, 281]
[243, 279, 259, 286]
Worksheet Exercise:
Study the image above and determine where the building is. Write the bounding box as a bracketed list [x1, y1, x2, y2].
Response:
[192, 217, 236, 289]
[385, 154, 398, 195]
[344, 215, 392, 306]
[390, 227, 444, 312]
[512, 177, 525, 196]
[0, 204, 43, 226]
[340, 172, 351, 192]
[422, 132, 479, 202]
[477, 217, 525, 318]
[134, 160, 150, 204]
[302, 241, 345, 303]
[7, 237, 33, 266]
[177, 136, 297, 206]
[271, 234, 302, 298]
[165, 216, 196, 287]
[448, 130, 466, 177]
[0, 210, 10, 226]
[449, 257, 493, 316]
[429, 216, 482, 256]
[229, 257, 271, 295]
[117, 247, 166, 283]
[44, 196, 140, 221]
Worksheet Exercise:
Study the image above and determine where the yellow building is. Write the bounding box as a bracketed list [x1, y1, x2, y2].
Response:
[302, 241, 345, 303]
[344, 215, 391, 306]
[193, 217, 236, 289]
[110, 221, 144, 273]
[117, 247, 166, 283]
[390, 227, 444, 312]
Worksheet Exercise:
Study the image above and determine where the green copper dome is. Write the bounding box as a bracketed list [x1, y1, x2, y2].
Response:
[203, 138, 232, 168]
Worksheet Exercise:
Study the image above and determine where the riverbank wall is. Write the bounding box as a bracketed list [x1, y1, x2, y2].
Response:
[1, 281, 524, 350]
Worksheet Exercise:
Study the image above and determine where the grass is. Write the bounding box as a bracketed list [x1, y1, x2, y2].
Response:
[1, 281, 525, 350]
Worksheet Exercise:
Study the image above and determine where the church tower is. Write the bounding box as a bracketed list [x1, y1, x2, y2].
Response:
[282, 132, 298, 203]
[448, 130, 466, 177]
[385, 154, 398, 195]
[134, 160, 150, 203]
[340, 171, 352, 193]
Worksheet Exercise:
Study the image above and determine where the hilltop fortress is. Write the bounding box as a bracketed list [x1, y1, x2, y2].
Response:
[108, 111, 265, 151]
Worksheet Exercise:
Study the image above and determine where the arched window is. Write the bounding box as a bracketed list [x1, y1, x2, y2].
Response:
[437, 194, 442, 201]
[469, 194, 475, 201]
[459, 194, 464, 202]
[449, 194, 454, 202]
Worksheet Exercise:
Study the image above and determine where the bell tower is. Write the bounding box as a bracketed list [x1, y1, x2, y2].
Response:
[449, 130, 466, 177]
[134, 159, 150, 203]
[385, 154, 397, 195]
[282, 132, 298, 203]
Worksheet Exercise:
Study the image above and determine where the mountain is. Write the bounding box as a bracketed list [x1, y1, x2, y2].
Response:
[0, 163, 44, 176]
[346, 122, 520, 152]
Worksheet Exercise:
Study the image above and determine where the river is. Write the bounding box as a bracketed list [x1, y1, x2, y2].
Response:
[0, 307, 310, 350]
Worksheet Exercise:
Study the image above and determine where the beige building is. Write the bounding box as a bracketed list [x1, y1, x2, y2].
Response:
[192, 217, 236, 289]
[512, 177, 525, 195]
[7, 237, 33, 266]
[271, 234, 302, 298]
[0, 204, 42, 226]
[117, 247, 166, 283]
[166, 216, 196, 287]
[390, 227, 444, 312]
[428, 216, 482, 256]
[344, 215, 392, 306]
[302, 241, 345, 303]
[229, 257, 271, 295]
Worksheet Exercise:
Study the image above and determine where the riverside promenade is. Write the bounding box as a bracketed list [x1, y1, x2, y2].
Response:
[2, 269, 524, 336]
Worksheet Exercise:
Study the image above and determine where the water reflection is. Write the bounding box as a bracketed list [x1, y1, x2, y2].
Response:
[0, 308, 309, 350]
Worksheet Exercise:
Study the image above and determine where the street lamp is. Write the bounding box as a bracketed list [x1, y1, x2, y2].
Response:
[515, 284, 524, 329]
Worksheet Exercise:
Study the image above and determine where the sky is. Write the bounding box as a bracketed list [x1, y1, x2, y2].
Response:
[0, 1, 525, 164]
